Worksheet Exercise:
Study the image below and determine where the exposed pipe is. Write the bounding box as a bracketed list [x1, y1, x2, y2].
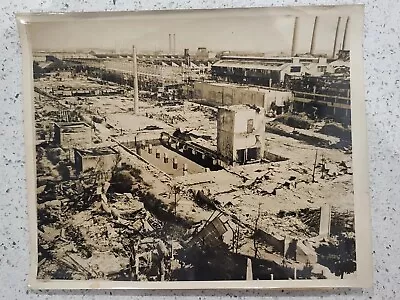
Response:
[332, 17, 342, 58]
[291, 16, 299, 57]
[342, 16, 350, 50]
[132, 45, 139, 115]
[310, 16, 318, 55]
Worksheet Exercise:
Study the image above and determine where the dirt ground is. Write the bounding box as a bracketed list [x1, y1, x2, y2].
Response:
[34, 72, 355, 281]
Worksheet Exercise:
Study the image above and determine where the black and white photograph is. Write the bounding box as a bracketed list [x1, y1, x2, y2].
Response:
[17, 4, 372, 289]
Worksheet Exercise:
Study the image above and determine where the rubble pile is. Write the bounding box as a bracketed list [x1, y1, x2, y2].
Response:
[155, 111, 187, 125]
[189, 104, 217, 121]
[276, 208, 321, 237]
[36, 169, 191, 281]
[330, 209, 355, 234]
[319, 122, 352, 141]
[318, 158, 353, 178]
[274, 113, 313, 130]
[32, 61, 356, 281]
[240, 162, 312, 196]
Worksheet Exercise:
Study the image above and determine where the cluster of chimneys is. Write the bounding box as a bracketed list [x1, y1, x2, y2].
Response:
[291, 16, 350, 58]
[168, 33, 176, 55]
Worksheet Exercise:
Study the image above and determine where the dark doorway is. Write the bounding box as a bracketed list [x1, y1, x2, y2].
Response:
[247, 147, 259, 161]
[236, 149, 245, 164]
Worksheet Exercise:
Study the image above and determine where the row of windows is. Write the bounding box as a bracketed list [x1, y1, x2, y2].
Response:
[213, 65, 328, 75]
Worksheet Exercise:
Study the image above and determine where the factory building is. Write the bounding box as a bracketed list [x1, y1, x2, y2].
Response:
[74, 146, 120, 176]
[287, 74, 351, 124]
[53, 122, 92, 149]
[287, 74, 350, 97]
[217, 105, 266, 165]
[211, 56, 336, 87]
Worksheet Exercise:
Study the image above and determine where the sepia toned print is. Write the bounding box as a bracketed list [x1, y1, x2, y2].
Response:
[17, 5, 372, 289]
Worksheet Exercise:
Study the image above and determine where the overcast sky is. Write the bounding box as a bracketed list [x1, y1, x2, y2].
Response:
[28, 7, 351, 56]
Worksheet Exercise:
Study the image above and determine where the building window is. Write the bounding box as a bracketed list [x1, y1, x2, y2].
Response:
[318, 65, 327, 73]
[247, 119, 254, 133]
[290, 66, 301, 73]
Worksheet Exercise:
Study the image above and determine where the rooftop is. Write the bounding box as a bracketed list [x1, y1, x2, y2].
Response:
[212, 60, 288, 71]
[220, 55, 334, 63]
[75, 146, 119, 157]
[200, 81, 289, 93]
[56, 122, 90, 128]
[219, 104, 265, 113]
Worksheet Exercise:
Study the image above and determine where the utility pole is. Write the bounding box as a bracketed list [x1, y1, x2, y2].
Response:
[254, 202, 262, 258]
[312, 150, 318, 182]
[172, 184, 180, 217]
[132, 45, 139, 115]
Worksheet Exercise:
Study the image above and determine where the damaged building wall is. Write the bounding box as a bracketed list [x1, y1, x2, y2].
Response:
[54, 122, 92, 149]
[74, 147, 120, 175]
[217, 105, 266, 165]
[217, 108, 235, 163]
[193, 82, 291, 110]
[264, 89, 293, 109]
[296, 241, 318, 265]
[187, 216, 228, 248]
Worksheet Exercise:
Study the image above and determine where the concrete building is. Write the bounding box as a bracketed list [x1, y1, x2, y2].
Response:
[74, 146, 120, 175]
[195, 47, 210, 61]
[287, 74, 351, 124]
[53, 122, 92, 149]
[217, 105, 266, 165]
[193, 81, 292, 112]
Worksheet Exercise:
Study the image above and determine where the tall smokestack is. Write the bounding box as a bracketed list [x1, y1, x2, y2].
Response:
[132, 45, 139, 115]
[168, 34, 172, 54]
[332, 17, 342, 58]
[173, 33, 176, 55]
[291, 17, 299, 57]
[342, 17, 350, 50]
[310, 16, 318, 55]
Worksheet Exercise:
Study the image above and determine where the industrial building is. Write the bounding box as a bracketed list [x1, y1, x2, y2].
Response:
[53, 122, 92, 149]
[217, 105, 266, 165]
[211, 56, 336, 87]
[287, 74, 351, 124]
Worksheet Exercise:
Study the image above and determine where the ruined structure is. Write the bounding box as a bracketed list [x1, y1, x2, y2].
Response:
[53, 122, 92, 149]
[74, 146, 120, 176]
[193, 81, 292, 112]
[217, 105, 266, 165]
